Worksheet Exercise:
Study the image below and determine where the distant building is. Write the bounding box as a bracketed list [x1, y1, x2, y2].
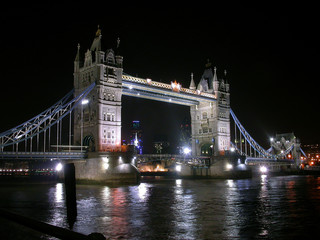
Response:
[301, 144, 320, 163]
[153, 134, 170, 154]
[130, 120, 143, 154]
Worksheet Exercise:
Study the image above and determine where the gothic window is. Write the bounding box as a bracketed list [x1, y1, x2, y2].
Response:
[199, 129, 202, 134]
[209, 128, 212, 133]
[106, 51, 115, 65]
[103, 112, 106, 121]
[202, 112, 207, 119]
[203, 127, 208, 133]
[111, 114, 115, 121]
[107, 114, 111, 121]
[103, 129, 107, 143]
[197, 116, 200, 120]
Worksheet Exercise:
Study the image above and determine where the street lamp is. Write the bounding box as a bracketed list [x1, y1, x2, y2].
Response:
[81, 99, 89, 151]
[183, 147, 191, 155]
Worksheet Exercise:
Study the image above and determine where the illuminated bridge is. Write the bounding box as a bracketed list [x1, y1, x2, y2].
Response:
[0, 27, 307, 181]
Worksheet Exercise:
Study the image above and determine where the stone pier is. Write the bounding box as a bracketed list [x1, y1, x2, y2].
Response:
[177, 156, 252, 179]
[64, 152, 140, 184]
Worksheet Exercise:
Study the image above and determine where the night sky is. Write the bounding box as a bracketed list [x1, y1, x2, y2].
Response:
[0, 3, 318, 153]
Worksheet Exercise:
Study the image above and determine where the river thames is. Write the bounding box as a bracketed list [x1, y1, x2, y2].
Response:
[1, 175, 320, 239]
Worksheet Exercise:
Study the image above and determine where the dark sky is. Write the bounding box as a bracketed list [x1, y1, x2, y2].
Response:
[0, 3, 318, 152]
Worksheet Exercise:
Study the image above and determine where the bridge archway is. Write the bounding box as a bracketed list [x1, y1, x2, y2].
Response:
[83, 135, 95, 152]
[201, 143, 213, 156]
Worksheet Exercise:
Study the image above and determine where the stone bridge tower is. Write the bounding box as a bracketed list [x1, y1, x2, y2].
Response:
[73, 27, 123, 152]
[190, 62, 231, 157]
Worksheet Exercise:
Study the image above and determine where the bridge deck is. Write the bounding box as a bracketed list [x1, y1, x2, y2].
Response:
[0, 151, 86, 160]
[122, 74, 216, 106]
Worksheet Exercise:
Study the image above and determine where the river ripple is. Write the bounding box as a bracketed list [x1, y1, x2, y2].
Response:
[1, 175, 320, 239]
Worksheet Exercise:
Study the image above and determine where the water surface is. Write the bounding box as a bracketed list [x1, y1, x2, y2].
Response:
[1, 175, 320, 239]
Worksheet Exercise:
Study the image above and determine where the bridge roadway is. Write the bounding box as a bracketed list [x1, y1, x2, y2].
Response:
[122, 74, 216, 106]
[0, 151, 295, 170]
[0, 151, 86, 160]
[245, 157, 294, 166]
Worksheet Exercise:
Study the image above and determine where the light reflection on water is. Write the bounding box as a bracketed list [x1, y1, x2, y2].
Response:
[1, 176, 320, 239]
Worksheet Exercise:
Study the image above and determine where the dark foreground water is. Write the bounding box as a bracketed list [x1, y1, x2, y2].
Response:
[1, 175, 320, 239]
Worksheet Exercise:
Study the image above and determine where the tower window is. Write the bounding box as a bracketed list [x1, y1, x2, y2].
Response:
[202, 112, 207, 119]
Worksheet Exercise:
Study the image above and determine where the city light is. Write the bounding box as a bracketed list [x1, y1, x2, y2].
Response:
[55, 163, 63, 172]
[230, 147, 235, 152]
[102, 157, 109, 170]
[81, 99, 89, 105]
[176, 164, 182, 172]
[183, 147, 191, 155]
[171, 80, 181, 92]
[260, 166, 268, 173]
[226, 163, 233, 170]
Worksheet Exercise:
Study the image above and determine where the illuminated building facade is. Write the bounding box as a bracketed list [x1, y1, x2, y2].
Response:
[73, 28, 231, 156]
[130, 120, 143, 154]
[302, 144, 320, 164]
[73, 27, 123, 152]
[190, 63, 231, 156]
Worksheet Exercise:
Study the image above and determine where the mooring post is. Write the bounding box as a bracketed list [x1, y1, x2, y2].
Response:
[64, 163, 77, 227]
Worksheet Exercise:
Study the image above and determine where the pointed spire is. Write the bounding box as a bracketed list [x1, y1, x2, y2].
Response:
[213, 66, 218, 82]
[75, 43, 80, 61]
[189, 72, 196, 90]
[90, 25, 102, 51]
[117, 37, 120, 49]
[224, 69, 228, 84]
[116, 37, 121, 56]
[205, 59, 212, 68]
[95, 25, 101, 37]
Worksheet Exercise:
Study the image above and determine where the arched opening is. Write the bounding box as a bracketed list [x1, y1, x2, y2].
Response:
[83, 135, 95, 152]
[201, 143, 213, 156]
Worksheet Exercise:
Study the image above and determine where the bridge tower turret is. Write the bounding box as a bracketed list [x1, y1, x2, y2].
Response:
[73, 27, 123, 152]
[190, 62, 231, 157]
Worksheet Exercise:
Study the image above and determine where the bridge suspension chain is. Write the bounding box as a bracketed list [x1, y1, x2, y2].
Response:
[230, 109, 296, 159]
[0, 83, 95, 150]
[230, 109, 274, 158]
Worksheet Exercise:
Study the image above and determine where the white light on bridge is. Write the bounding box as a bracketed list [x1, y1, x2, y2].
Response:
[102, 157, 109, 170]
[183, 147, 191, 155]
[226, 163, 233, 170]
[55, 163, 63, 172]
[176, 164, 182, 172]
[260, 166, 268, 173]
[81, 99, 89, 105]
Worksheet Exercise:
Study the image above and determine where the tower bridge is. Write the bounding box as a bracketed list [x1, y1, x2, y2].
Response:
[0, 27, 306, 182]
